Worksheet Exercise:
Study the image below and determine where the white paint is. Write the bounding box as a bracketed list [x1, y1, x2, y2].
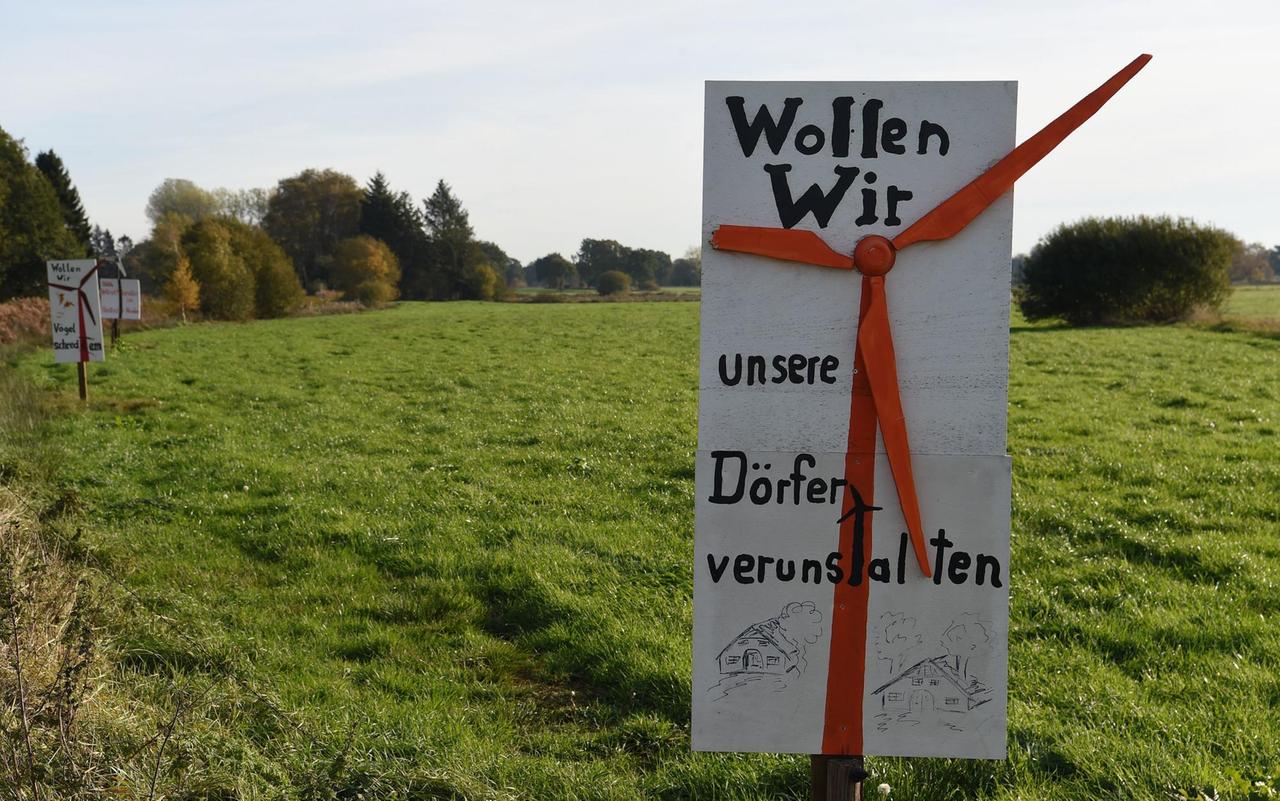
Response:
[695, 81, 1015, 757]
[46, 259, 104, 363]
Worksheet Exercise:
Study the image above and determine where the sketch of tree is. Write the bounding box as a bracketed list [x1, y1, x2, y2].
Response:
[939, 613, 992, 681]
[875, 612, 924, 676]
[773, 601, 823, 674]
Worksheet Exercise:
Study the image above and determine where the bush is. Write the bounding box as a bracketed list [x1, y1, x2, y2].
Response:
[596, 270, 631, 296]
[332, 236, 400, 305]
[251, 250, 305, 317]
[350, 279, 397, 306]
[1018, 216, 1236, 325]
[183, 220, 256, 321]
[463, 262, 499, 301]
[226, 220, 303, 318]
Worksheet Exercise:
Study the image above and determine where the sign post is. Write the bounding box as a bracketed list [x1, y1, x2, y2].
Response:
[694, 57, 1150, 788]
[47, 259, 104, 400]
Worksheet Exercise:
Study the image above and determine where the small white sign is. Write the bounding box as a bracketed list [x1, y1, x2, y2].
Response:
[102, 278, 142, 321]
[695, 81, 1016, 758]
[101, 278, 119, 318]
[46, 259, 104, 363]
[120, 279, 142, 320]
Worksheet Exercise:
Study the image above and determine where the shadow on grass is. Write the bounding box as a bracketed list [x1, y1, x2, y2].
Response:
[474, 567, 690, 723]
[1010, 323, 1076, 335]
[1204, 320, 1280, 341]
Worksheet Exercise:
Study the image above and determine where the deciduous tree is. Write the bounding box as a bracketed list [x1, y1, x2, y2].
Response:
[225, 220, 304, 317]
[263, 169, 362, 290]
[128, 212, 193, 293]
[1229, 242, 1276, 284]
[215, 187, 272, 225]
[478, 240, 522, 288]
[669, 248, 702, 286]
[146, 178, 220, 224]
[182, 219, 255, 321]
[575, 238, 625, 287]
[530, 253, 576, 289]
[165, 253, 200, 322]
[575, 238, 673, 288]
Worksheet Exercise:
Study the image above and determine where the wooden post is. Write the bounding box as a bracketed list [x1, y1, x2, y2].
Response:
[111, 317, 119, 348]
[810, 755, 866, 801]
[76, 361, 88, 401]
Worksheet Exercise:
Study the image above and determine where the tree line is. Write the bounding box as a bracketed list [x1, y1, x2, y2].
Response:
[0, 122, 700, 317]
[125, 171, 515, 318]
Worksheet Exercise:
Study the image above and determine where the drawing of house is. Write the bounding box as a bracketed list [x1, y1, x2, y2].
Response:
[716, 619, 799, 676]
[871, 655, 991, 713]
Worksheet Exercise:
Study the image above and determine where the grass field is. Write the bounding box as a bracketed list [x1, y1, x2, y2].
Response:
[1223, 284, 1280, 322]
[3, 296, 1279, 799]
[511, 286, 701, 302]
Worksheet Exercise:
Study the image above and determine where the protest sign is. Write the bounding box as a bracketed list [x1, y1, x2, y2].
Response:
[47, 259, 104, 364]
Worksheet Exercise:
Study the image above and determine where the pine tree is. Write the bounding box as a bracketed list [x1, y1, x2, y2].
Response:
[422, 180, 483, 299]
[165, 253, 200, 322]
[359, 172, 398, 237]
[90, 225, 117, 260]
[360, 172, 430, 298]
[35, 150, 93, 254]
[423, 180, 473, 241]
[0, 128, 80, 297]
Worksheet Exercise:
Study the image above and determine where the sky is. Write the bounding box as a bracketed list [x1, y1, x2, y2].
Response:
[3, 0, 1278, 264]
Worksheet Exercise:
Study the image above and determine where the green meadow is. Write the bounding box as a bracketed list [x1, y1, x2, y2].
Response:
[4, 295, 1279, 799]
[1223, 284, 1280, 322]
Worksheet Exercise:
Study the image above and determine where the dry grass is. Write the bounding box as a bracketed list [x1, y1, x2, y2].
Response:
[0, 299, 50, 348]
[0, 487, 100, 795]
[0, 361, 372, 798]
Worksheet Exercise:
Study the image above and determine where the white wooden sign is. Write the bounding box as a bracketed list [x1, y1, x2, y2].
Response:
[121, 279, 142, 320]
[694, 82, 1015, 758]
[46, 259, 104, 363]
[102, 278, 142, 320]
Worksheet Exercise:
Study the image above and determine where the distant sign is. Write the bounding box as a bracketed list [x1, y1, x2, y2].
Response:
[694, 82, 1015, 759]
[47, 259, 104, 363]
[121, 279, 141, 320]
[102, 278, 142, 321]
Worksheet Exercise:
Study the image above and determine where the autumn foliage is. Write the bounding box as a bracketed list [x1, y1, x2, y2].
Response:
[0, 297, 51, 346]
[332, 236, 401, 305]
